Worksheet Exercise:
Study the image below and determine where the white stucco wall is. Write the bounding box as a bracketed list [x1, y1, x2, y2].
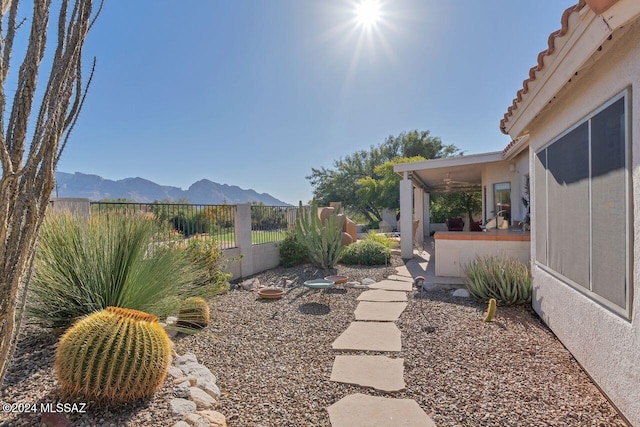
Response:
[222, 243, 281, 281]
[527, 19, 640, 425]
[435, 238, 530, 277]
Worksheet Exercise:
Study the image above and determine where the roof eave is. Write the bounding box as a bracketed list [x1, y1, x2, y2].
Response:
[393, 151, 504, 175]
[501, 0, 640, 139]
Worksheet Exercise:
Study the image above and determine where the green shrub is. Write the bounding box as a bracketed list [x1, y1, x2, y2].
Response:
[295, 202, 343, 270]
[277, 231, 309, 267]
[364, 232, 396, 249]
[339, 240, 390, 266]
[28, 212, 216, 329]
[463, 255, 532, 305]
[184, 236, 231, 295]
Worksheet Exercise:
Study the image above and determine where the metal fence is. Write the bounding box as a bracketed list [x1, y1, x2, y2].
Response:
[250, 205, 298, 245]
[91, 202, 237, 249]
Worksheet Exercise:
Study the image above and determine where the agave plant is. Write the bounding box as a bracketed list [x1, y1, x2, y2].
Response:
[294, 202, 343, 270]
[463, 255, 532, 305]
[28, 212, 215, 329]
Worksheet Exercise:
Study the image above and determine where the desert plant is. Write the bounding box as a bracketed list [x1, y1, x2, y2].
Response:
[339, 240, 391, 266]
[463, 255, 532, 305]
[27, 212, 215, 329]
[56, 306, 172, 403]
[364, 232, 397, 249]
[184, 237, 231, 295]
[176, 297, 211, 329]
[484, 298, 497, 322]
[277, 231, 309, 267]
[295, 202, 343, 270]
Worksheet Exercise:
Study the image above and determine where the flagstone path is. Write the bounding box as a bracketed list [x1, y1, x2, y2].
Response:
[328, 265, 436, 426]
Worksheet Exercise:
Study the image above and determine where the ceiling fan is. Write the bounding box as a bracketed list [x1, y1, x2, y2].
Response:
[440, 173, 479, 193]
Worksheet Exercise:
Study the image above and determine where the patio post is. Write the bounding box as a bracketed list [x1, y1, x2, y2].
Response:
[414, 189, 424, 246]
[423, 192, 430, 238]
[400, 172, 413, 259]
[235, 204, 253, 278]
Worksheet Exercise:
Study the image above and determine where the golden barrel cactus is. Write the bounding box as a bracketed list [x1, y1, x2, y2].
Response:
[56, 307, 172, 403]
[176, 297, 210, 329]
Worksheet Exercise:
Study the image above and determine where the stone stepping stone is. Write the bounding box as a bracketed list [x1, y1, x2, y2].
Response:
[368, 280, 413, 292]
[332, 322, 401, 352]
[354, 302, 407, 321]
[330, 356, 405, 392]
[387, 274, 414, 282]
[395, 267, 412, 277]
[357, 289, 407, 302]
[328, 393, 436, 427]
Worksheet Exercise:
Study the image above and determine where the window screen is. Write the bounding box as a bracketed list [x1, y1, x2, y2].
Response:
[535, 94, 629, 315]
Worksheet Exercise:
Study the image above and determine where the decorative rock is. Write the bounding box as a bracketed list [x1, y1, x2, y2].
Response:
[200, 380, 221, 399]
[197, 410, 228, 427]
[190, 386, 217, 409]
[168, 366, 184, 379]
[188, 376, 198, 386]
[184, 413, 210, 427]
[175, 353, 198, 366]
[170, 398, 197, 416]
[361, 278, 376, 285]
[452, 288, 471, 298]
[174, 380, 191, 398]
[239, 278, 260, 291]
[173, 422, 191, 427]
[178, 362, 217, 385]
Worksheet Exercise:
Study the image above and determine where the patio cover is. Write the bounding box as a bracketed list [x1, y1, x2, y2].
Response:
[393, 151, 503, 193]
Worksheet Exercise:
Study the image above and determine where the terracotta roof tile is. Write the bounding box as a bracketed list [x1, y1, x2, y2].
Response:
[500, 1, 587, 135]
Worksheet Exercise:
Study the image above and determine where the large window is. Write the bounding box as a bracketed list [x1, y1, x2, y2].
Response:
[534, 92, 631, 317]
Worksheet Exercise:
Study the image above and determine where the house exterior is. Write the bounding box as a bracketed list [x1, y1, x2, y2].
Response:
[396, 1, 640, 423]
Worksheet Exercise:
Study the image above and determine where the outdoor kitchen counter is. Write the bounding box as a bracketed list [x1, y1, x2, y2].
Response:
[434, 229, 530, 241]
[434, 230, 531, 277]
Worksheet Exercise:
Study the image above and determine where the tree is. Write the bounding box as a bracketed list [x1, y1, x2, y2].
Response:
[0, 0, 102, 383]
[430, 192, 482, 224]
[356, 156, 425, 212]
[307, 130, 458, 222]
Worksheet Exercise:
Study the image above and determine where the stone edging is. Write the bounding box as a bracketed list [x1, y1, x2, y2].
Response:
[169, 352, 228, 427]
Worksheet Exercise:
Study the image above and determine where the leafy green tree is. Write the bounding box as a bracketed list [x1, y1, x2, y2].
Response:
[430, 192, 482, 224]
[307, 130, 458, 222]
[356, 156, 426, 212]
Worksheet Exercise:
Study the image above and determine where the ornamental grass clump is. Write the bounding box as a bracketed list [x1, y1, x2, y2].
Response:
[28, 212, 215, 330]
[294, 202, 343, 270]
[463, 255, 532, 305]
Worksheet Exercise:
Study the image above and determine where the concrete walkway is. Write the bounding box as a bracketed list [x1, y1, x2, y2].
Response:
[328, 263, 436, 426]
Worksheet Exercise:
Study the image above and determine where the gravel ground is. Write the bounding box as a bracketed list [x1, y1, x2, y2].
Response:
[0, 255, 628, 426]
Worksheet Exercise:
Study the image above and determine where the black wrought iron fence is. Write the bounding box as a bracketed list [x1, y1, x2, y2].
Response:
[250, 205, 297, 245]
[90, 202, 237, 249]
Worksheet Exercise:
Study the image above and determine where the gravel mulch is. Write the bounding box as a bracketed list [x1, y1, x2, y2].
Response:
[0, 255, 628, 426]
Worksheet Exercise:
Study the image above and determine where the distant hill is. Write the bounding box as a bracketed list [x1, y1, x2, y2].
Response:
[54, 172, 290, 206]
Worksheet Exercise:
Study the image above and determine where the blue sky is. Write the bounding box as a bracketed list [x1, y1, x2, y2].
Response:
[57, 0, 577, 205]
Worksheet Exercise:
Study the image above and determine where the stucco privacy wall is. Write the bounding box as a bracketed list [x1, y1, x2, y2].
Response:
[528, 18, 640, 425]
[435, 239, 529, 277]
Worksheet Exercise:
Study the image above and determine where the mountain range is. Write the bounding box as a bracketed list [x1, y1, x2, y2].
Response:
[54, 172, 290, 206]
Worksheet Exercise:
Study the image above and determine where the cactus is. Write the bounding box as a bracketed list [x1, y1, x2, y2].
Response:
[56, 306, 172, 403]
[176, 297, 211, 329]
[295, 202, 343, 270]
[484, 298, 497, 322]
